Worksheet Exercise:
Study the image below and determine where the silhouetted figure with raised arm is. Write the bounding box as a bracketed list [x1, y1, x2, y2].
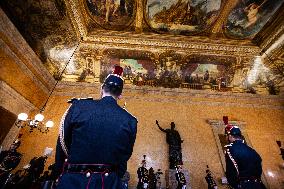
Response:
[156, 120, 183, 169]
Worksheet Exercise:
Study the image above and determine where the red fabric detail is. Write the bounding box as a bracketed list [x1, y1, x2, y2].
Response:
[225, 124, 234, 134]
[113, 66, 123, 76]
[223, 116, 229, 125]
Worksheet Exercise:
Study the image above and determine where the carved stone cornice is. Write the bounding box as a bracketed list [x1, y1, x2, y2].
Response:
[82, 36, 259, 57]
[64, 0, 87, 39]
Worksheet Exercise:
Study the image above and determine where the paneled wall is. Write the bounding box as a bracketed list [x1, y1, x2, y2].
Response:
[16, 83, 284, 189]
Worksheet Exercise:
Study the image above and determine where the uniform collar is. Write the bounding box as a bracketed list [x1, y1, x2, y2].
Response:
[101, 96, 117, 104]
[233, 140, 244, 144]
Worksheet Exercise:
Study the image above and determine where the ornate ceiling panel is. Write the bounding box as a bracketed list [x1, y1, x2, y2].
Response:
[1, 0, 283, 95]
[144, 0, 222, 35]
[224, 0, 284, 39]
[85, 0, 136, 30]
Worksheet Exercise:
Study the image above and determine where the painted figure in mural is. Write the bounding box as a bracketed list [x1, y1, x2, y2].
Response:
[156, 120, 183, 169]
[204, 70, 209, 82]
[137, 157, 149, 189]
[175, 165, 186, 189]
[105, 0, 112, 23]
[224, 126, 266, 189]
[226, 0, 283, 38]
[0, 139, 22, 187]
[54, 65, 137, 189]
[244, 2, 261, 28]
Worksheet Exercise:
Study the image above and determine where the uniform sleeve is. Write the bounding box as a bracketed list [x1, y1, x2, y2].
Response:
[54, 103, 78, 177]
[255, 152, 263, 177]
[129, 117, 137, 153]
[117, 117, 137, 177]
[225, 150, 238, 188]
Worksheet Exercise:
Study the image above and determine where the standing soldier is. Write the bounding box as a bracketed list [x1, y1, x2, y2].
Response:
[224, 126, 266, 189]
[54, 65, 138, 189]
[137, 157, 149, 189]
[0, 139, 22, 187]
[175, 165, 186, 189]
[205, 165, 218, 189]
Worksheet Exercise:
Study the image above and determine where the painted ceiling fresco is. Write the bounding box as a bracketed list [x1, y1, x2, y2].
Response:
[1, 0, 283, 95]
[85, 0, 136, 30]
[0, 0, 78, 74]
[144, 0, 222, 34]
[225, 0, 284, 39]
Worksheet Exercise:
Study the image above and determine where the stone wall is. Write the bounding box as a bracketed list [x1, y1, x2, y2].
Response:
[16, 83, 284, 189]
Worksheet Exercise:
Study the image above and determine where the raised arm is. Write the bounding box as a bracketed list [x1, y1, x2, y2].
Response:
[156, 120, 166, 133]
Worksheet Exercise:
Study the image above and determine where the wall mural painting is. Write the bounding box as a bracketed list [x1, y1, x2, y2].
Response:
[100, 57, 156, 85]
[180, 55, 235, 90]
[225, 0, 284, 38]
[85, 0, 136, 30]
[144, 0, 222, 34]
[100, 52, 235, 91]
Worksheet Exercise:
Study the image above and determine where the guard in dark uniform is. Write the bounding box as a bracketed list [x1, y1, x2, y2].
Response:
[175, 165, 186, 189]
[137, 159, 149, 189]
[205, 165, 218, 189]
[0, 139, 22, 187]
[55, 66, 137, 189]
[224, 126, 266, 189]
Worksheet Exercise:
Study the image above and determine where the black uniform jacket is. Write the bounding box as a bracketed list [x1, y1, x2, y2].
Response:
[225, 140, 262, 188]
[55, 96, 137, 188]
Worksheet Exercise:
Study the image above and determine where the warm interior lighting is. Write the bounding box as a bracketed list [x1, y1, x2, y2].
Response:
[18, 113, 28, 121]
[35, 113, 44, 122]
[45, 120, 54, 128]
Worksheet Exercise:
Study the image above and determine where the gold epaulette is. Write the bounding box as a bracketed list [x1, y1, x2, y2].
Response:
[67, 97, 93, 103]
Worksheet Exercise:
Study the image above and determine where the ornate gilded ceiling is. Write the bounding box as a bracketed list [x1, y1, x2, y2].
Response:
[1, 0, 284, 95]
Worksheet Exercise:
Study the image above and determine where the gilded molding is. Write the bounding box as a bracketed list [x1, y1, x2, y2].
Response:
[83, 38, 259, 56]
[211, 0, 238, 35]
[65, 0, 88, 39]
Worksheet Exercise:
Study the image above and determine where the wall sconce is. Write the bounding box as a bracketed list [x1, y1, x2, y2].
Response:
[15, 112, 54, 133]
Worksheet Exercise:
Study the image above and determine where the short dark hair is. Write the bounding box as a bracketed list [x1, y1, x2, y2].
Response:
[102, 83, 123, 97]
[231, 134, 243, 140]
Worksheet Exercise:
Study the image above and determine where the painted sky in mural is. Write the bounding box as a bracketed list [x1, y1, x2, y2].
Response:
[86, 0, 135, 30]
[225, 0, 283, 38]
[145, 0, 222, 34]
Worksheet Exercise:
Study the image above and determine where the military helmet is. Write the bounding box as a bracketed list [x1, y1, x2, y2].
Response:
[225, 124, 233, 135]
[226, 126, 242, 136]
[103, 65, 124, 89]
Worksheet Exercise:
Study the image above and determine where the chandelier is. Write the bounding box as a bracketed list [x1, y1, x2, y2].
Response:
[15, 42, 80, 133]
